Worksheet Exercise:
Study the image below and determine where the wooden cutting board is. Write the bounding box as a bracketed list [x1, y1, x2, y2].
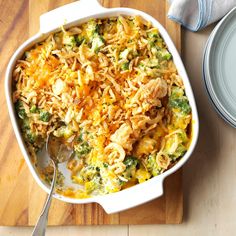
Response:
[0, 0, 182, 226]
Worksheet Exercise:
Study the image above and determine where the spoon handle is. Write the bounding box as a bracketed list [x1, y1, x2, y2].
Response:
[32, 160, 57, 236]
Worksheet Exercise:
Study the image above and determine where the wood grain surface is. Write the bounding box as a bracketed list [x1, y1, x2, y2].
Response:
[0, 0, 182, 226]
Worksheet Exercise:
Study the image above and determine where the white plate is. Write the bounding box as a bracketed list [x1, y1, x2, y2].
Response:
[203, 7, 236, 127]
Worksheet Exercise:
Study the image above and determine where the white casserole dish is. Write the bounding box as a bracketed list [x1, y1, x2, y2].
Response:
[5, 0, 199, 214]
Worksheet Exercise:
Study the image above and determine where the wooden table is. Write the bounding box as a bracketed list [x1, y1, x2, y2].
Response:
[0, 0, 182, 229]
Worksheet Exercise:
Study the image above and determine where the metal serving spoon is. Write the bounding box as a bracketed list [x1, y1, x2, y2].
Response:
[32, 133, 73, 236]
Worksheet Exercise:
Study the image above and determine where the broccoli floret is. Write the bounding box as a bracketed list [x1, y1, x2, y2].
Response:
[138, 58, 160, 69]
[164, 130, 188, 160]
[75, 141, 92, 159]
[86, 19, 100, 38]
[159, 49, 172, 60]
[76, 35, 86, 46]
[25, 129, 37, 144]
[147, 31, 158, 38]
[53, 126, 74, 139]
[63, 35, 76, 48]
[169, 98, 191, 115]
[121, 61, 129, 71]
[77, 165, 101, 194]
[169, 87, 191, 115]
[172, 143, 187, 159]
[77, 133, 83, 142]
[94, 24, 100, 34]
[122, 156, 139, 180]
[146, 58, 159, 68]
[169, 88, 192, 130]
[15, 100, 27, 119]
[147, 28, 160, 39]
[87, 19, 105, 53]
[39, 110, 51, 122]
[18, 109, 26, 119]
[146, 155, 162, 176]
[78, 166, 96, 181]
[124, 156, 138, 168]
[91, 35, 105, 53]
[85, 175, 101, 194]
[171, 86, 184, 98]
[22, 118, 30, 131]
[103, 163, 108, 168]
[30, 104, 39, 113]
[151, 45, 159, 55]
[15, 102, 38, 144]
[138, 62, 145, 69]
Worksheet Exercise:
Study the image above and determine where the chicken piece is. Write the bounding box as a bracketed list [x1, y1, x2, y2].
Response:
[129, 78, 167, 115]
[141, 77, 167, 99]
[110, 123, 133, 151]
[132, 77, 167, 104]
[131, 99, 162, 115]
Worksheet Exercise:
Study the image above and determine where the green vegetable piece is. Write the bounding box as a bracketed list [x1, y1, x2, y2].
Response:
[177, 129, 188, 142]
[30, 104, 38, 113]
[91, 35, 105, 53]
[15, 100, 27, 119]
[15, 100, 22, 110]
[147, 31, 158, 38]
[169, 98, 191, 115]
[76, 35, 86, 46]
[171, 86, 184, 98]
[78, 165, 98, 182]
[75, 141, 92, 159]
[164, 130, 188, 160]
[103, 163, 108, 168]
[22, 118, 30, 130]
[138, 63, 145, 69]
[63, 35, 76, 48]
[124, 156, 138, 168]
[53, 126, 73, 138]
[146, 58, 159, 68]
[169, 87, 191, 115]
[174, 144, 187, 159]
[121, 61, 129, 71]
[147, 155, 161, 176]
[87, 19, 99, 37]
[122, 156, 139, 180]
[25, 129, 37, 144]
[94, 24, 100, 34]
[39, 110, 51, 122]
[85, 174, 101, 194]
[77, 133, 83, 142]
[18, 109, 26, 119]
[160, 49, 172, 60]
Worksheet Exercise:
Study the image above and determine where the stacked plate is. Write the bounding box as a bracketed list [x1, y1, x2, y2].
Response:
[203, 7, 236, 127]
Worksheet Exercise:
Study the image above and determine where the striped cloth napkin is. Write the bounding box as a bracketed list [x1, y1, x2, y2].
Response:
[168, 0, 236, 31]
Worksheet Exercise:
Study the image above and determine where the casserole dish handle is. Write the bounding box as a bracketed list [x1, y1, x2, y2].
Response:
[98, 177, 164, 214]
[40, 0, 107, 34]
